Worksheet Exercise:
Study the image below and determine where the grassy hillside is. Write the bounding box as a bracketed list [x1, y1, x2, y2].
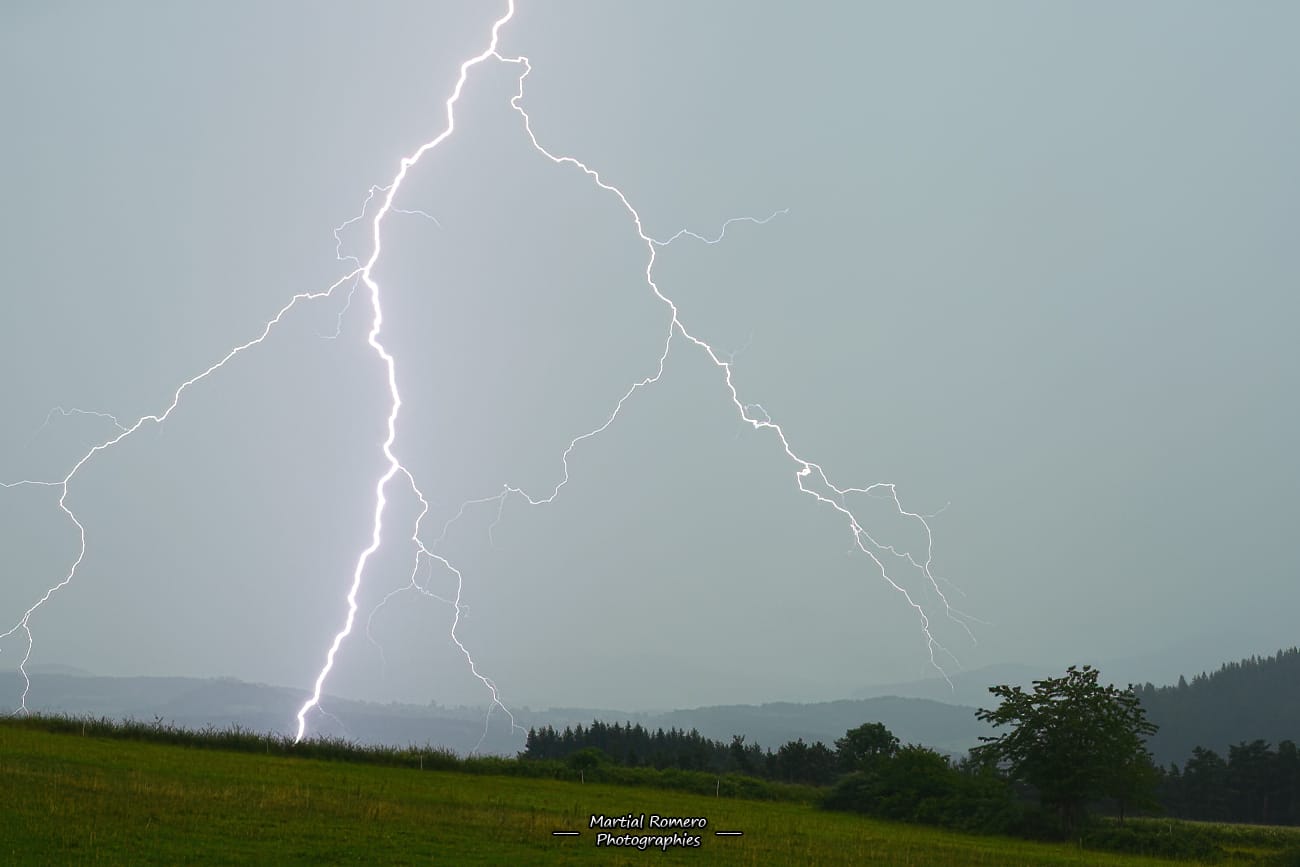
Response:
[2, 722, 1297, 865]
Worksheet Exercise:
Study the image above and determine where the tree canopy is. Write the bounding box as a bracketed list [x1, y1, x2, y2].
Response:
[835, 721, 900, 772]
[974, 665, 1158, 831]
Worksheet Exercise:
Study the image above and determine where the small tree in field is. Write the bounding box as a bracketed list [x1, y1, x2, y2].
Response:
[973, 665, 1158, 833]
[835, 722, 899, 773]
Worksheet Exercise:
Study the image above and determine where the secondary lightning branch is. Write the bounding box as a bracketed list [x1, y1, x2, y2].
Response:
[0, 268, 362, 710]
[493, 46, 974, 665]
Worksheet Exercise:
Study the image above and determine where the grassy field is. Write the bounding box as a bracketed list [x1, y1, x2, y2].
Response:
[3, 722, 1298, 865]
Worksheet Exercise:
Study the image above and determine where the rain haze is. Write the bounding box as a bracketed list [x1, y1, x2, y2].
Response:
[2, 0, 1297, 738]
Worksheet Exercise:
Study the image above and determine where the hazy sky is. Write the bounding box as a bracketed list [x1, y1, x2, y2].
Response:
[2, 1, 1297, 728]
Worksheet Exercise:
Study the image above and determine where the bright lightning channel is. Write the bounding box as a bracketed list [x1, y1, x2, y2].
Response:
[2, 0, 975, 746]
[354, 0, 978, 743]
[288, 5, 527, 744]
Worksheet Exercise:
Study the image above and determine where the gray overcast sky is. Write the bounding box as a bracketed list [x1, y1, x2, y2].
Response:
[2, 2, 1297, 722]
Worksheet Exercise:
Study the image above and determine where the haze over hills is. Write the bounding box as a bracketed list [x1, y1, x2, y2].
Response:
[853, 663, 1045, 709]
[8, 641, 1295, 765]
[4, 671, 522, 756]
[2, 670, 989, 758]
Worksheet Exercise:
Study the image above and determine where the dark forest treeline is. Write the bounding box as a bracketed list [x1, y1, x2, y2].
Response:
[525, 719, 1300, 829]
[1136, 648, 1300, 823]
[522, 720, 840, 785]
[1136, 646, 1300, 765]
[1159, 740, 1300, 825]
[524, 649, 1300, 791]
[526, 649, 1300, 831]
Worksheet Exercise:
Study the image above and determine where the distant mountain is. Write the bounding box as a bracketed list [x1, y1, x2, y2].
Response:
[1, 671, 991, 757]
[1098, 630, 1298, 692]
[2, 672, 519, 755]
[853, 663, 1046, 709]
[1135, 646, 1300, 766]
[24, 663, 95, 677]
[851, 653, 1259, 712]
[852, 631, 1285, 712]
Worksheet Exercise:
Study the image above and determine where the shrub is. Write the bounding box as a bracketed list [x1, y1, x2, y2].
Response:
[1080, 822, 1225, 862]
[822, 745, 1023, 835]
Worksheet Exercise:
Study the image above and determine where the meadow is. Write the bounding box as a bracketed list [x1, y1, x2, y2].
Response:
[3, 717, 1299, 865]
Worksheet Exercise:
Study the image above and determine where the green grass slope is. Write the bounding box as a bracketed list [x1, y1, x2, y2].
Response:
[0, 724, 1289, 865]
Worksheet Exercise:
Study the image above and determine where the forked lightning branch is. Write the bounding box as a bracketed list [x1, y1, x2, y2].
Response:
[0, 0, 976, 742]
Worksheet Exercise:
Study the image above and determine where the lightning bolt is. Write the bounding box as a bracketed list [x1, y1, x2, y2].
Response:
[4, 0, 976, 745]
[289, 4, 521, 744]
[357, 2, 979, 740]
